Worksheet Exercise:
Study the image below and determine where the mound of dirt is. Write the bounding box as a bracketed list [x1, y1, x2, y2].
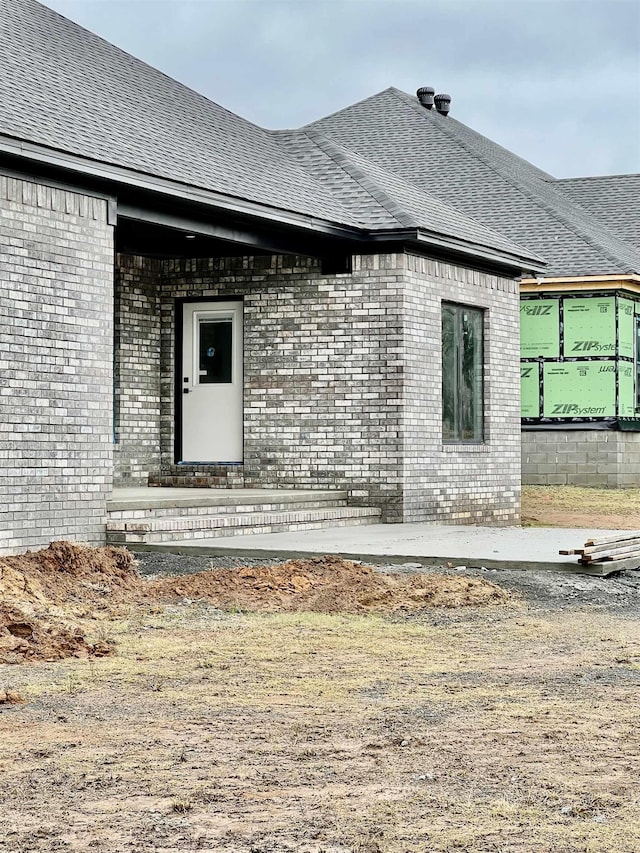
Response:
[1, 546, 512, 664]
[0, 540, 140, 610]
[0, 602, 112, 664]
[0, 689, 24, 704]
[147, 555, 512, 614]
[0, 542, 139, 663]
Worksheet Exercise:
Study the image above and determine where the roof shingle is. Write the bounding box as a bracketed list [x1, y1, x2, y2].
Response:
[0, 0, 357, 226]
[306, 87, 640, 276]
[555, 175, 640, 250]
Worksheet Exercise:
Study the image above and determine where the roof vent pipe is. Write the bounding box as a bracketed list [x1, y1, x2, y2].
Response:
[416, 86, 435, 109]
[434, 93, 451, 116]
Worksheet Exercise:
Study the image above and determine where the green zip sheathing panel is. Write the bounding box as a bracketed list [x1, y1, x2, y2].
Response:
[619, 362, 635, 418]
[619, 298, 634, 359]
[520, 299, 560, 358]
[542, 362, 615, 417]
[520, 291, 640, 427]
[520, 364, 540, 417]
[563, 297, 615, 356]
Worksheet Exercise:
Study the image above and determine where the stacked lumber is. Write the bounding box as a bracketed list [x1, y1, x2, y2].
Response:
[560, 532, 640, 566]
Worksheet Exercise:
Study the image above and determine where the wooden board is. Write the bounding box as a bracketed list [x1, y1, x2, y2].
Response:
[581, 540, 640, 561]
[561, 531, 640, 567]
[581, 550, 640, 564]
[579, 556, 640, 575]
[584, 531, 640, 547]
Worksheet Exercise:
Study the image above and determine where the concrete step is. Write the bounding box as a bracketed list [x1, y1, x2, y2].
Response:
[108, 494, 350, 521]
[106, 506, 381, 544]
[108, 488, 349, 514]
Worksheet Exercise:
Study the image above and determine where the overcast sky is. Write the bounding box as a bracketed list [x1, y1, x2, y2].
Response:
[44, 0, 640, 178]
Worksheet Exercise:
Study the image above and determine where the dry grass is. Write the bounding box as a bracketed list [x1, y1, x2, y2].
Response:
[522, 485, 640, 529]
[2, 602, 639, 852]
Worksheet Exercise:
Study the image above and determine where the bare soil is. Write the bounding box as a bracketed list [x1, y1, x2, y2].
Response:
[522, 485, 640, 529]
[146, 555, 510, 614]
[0, 544, 508, 664]
[1, 541, 639, 851]
[0, 541, 139, 663]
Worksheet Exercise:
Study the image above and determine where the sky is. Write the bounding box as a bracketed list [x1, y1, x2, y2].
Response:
[43, 0, 640, 179]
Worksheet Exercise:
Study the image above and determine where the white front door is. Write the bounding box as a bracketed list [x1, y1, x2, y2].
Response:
[180, 301, 243, 463]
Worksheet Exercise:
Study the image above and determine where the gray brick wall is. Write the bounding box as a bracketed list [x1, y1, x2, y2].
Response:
[152, 252, 521, 523]
[114, 254, 162, 484]
[402, 255, 521, 523]
[0, 175, 114, 554]
[522, 429, 640, 487]
[159, 254, 406, 515]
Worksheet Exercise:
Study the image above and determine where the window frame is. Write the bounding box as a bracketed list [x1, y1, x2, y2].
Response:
[441, 301, 485, 444]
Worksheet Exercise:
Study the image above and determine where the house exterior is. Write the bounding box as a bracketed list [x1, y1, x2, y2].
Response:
[0, 0, 547, 554]
[0, 2, 637, 556]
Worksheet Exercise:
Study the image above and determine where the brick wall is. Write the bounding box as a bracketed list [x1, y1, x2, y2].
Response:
[114, 255, 162, 484]
[160, 254, 406, 515]
[522, 429, 640, 487]
[153, 252, 521, 523]
[0, 175, 114, 554]
[402, 255, 521, 523]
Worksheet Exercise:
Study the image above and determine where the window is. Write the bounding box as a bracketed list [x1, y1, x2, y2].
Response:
[442, 303, 484, 442]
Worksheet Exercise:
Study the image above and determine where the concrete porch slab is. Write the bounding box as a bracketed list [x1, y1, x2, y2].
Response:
[127, 522, 639, 576]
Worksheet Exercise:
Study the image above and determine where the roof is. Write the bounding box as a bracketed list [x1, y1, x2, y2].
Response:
[274, 129, 539, 263]
[0, 0, 543, 272]
[1, 1, 634, 277]
[305, 87, 640, 277]
[555, 175, 640, 250]
[0, 0, 358, 227]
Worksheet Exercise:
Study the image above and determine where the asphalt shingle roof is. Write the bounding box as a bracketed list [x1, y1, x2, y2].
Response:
[0, 0, 358, 226]
[555, 175, 640, 250]
[274, 129, 538, 260]
[1, 1, 635, 277]
[306, 88, 640, 276]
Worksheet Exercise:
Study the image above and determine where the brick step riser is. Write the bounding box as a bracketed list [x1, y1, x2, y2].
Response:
[107, 514, 379, 545]
[148, 478, 245, 488]
[108, 507, 379, 533]
[108, 499, 349, 521]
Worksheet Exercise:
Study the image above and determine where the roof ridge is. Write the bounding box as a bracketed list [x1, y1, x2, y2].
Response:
[388, 89, 639, 274]
[555, 173, 640, 183]
[304, 130, 414, 228]
[389, 87, 555, 181]
[302, 87, 399, 130]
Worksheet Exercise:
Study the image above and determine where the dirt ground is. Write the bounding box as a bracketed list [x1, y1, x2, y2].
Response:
[522, 484, 640, 529]
[1, 542, 640, 852]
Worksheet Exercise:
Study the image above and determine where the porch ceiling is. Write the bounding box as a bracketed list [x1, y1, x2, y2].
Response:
[115, 194, 354, 261]
[115, 217, 269, 259]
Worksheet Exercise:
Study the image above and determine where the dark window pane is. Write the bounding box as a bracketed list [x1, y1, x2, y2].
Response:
[460, 309, 483, 440]
[442, 305, 457, 441]
[442, 303, 484, 442]
[199, 319, 232, 384]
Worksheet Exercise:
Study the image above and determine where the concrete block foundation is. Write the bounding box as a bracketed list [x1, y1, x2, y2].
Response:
[522, 429, 640, 487]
